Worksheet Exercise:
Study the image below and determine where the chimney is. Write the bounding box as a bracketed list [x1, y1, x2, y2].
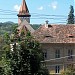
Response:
[45, 20, 49, 28]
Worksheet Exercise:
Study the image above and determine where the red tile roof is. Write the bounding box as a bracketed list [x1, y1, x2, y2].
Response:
[32, 24, 75, 43]
[19, 0, 29, 15]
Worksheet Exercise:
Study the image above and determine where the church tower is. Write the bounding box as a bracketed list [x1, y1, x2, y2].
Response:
[17, 0, 31, 25]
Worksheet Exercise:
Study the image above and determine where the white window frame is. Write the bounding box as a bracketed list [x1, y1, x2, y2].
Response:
[55, 65, 60, 74]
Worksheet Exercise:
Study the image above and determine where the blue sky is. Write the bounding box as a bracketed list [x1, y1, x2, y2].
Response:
[0, 0, 74, 24]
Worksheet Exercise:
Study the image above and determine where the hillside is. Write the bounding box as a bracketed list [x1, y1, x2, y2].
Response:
[31, 24, 41, 30]
[0, 22, 17, 35]
[0, 22, 41, 35]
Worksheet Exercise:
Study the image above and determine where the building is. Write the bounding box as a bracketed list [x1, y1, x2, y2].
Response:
[17, 0, 31, 25]
[32, 23, 75, 75]
[17, 0, 75, 75]
[17, 0, 34, 35]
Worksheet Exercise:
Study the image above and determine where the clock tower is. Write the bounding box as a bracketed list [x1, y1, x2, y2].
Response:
[17, 0, 31, 25]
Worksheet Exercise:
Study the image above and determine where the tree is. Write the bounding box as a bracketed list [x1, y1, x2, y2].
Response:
[1, 26, 49, 75]
[0, 42, 11, 75]
[10, 32, 44, 75]
[3, 32, 10, 44]
[61, 65, 75, 75]
[37, 68, 49, 75]
[67, 5, 74, 24]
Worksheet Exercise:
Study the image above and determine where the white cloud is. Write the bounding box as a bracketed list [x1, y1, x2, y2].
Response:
[38, 6, 43, 10]
[14, 5, 20, 12]
[52, 5, 57, 9]
[49, 1, 58, 10]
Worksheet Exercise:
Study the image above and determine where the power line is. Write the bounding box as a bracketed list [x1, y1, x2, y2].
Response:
[0, 9, 69, 17]
[0, 17, 67, 20]
[0, 12, 68, 18]
[0, 9, 69, 24]
[0, 9, 17, 13]
[0, 17, 67, 24]
[0, 8, 74, 19]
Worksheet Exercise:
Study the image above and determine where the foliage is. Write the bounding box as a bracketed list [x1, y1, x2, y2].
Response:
[0, 24, 49, 75]
[67, 5, 74, 24]
[0, 36, 4, 56]
[0, 22, 17, 35]
[61, 65, 75, 75]
[0, 42, 11, 75]
[37, 68, 49, 75]
[9, 32, 45, 75]
[3, 32, 10, 44]
[11, 25, 18, 34]
[0, 33, 12, 75]
[31, 24, 41, 30]
[0, 57, 11, 75]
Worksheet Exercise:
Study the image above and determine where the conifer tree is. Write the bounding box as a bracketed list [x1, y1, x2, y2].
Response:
[67, 5, 74, 24]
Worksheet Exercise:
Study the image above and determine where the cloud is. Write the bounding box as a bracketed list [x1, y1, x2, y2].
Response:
[38, 6, 43, 10]
[14, 5, 20, 12]
[49, 1, 58, 10]
[52, 5, 57, 9]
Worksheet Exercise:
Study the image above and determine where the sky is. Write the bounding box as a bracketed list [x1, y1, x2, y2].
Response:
[0, 0, 74, 24]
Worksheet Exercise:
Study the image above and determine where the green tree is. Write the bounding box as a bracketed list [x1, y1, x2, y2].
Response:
[67, 5, 74, 24]
[10, 32, 44, 75]
[0, 67, 4, 75]
[11, 24, 18, 34]
[1, 26, 49, 75]
[0, 33, 12, 75]
[37, 68, 49, 75]
[0, 44, 11, 75]
[61, 65, 75, 75]
[3, 32, 10, 44]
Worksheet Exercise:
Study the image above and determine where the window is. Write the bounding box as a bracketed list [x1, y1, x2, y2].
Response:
[55, 66, 60, 73]
[55, 50, 60, 58]
[69, 35, 74, 38]
[43, 51, 47, 59]
[68, 49, 73, 59]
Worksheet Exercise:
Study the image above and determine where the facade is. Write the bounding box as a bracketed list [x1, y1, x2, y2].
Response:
[17, 0, 75, 75]
[32, 24, 75, 75]
[41, 43, 75, 75]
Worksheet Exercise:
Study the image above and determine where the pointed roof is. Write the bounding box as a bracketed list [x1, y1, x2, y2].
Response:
[17, 20, 35, 33]
[18, 0, 30, 15]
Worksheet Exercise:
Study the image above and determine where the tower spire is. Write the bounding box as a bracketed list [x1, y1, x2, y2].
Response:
[17, 0, 31, 25]
[19, 0, 29, 15]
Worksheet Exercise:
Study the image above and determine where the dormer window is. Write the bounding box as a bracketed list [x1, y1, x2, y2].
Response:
[69, 35, 74, 38]
[45, 35, 53, 38]
[67, 34, 74, 38]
